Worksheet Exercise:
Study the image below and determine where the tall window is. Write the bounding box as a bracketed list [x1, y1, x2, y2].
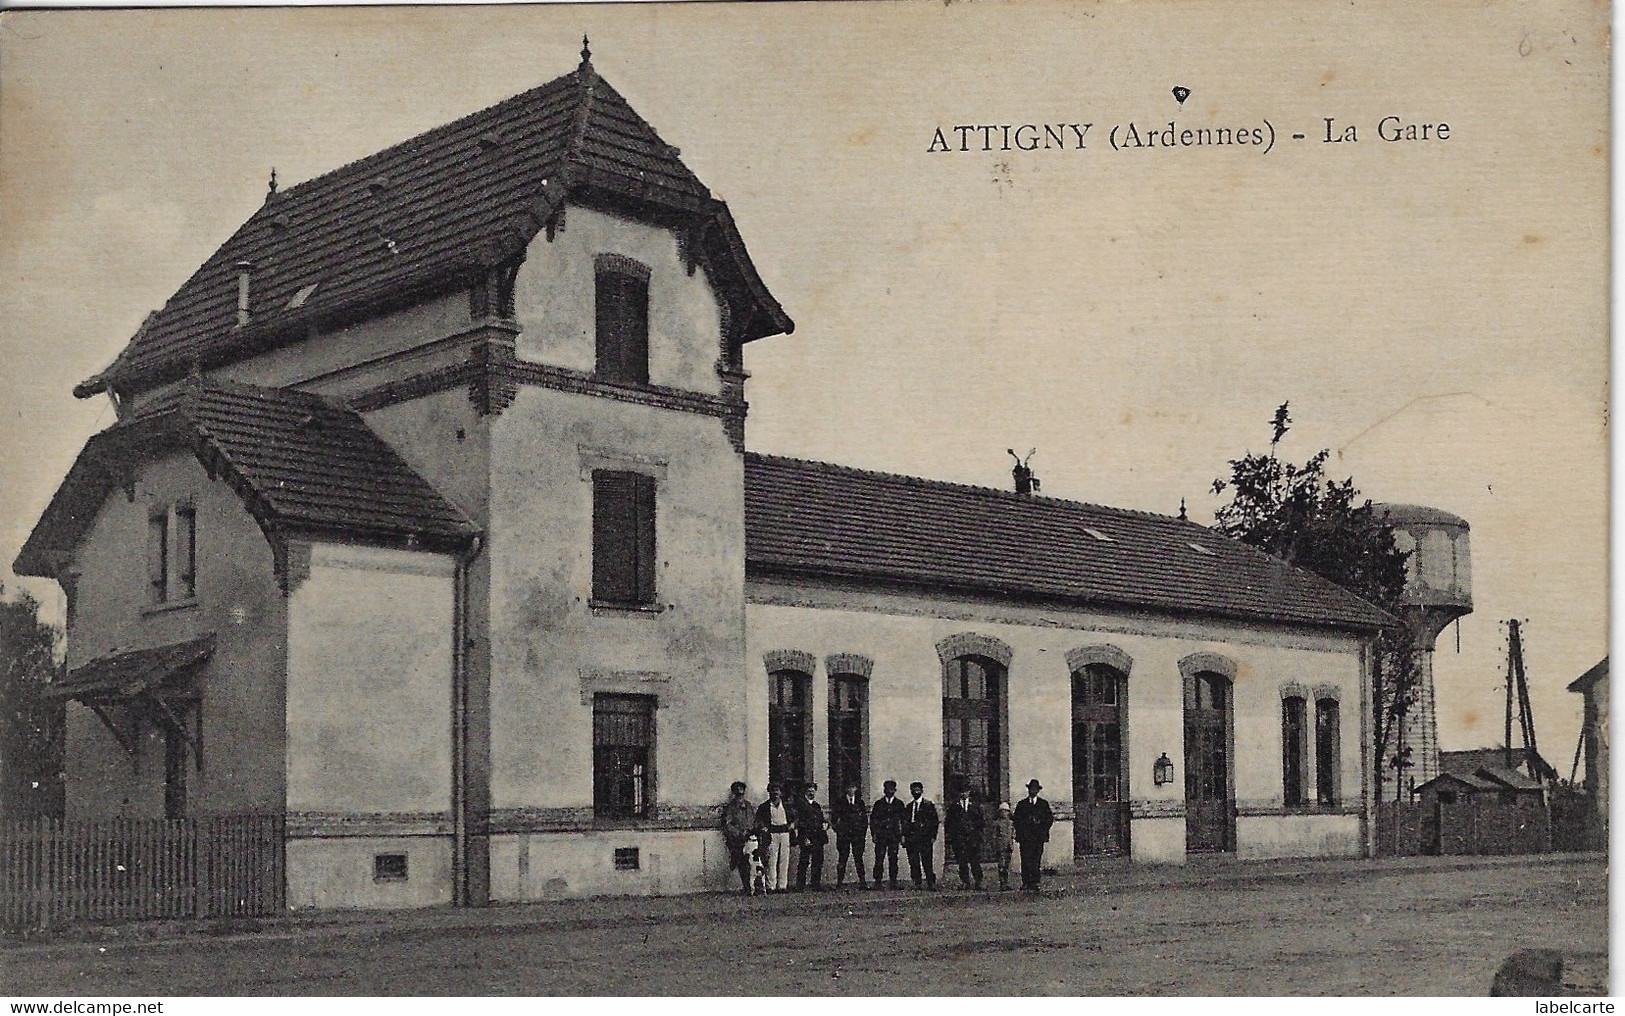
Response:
[148, 503, 196, 604]
[593, 693, 654, 819]
[1315, 698, 1340, 806]
[1074, 664, 1124, 804]
[943, 656, 1004, 802]
[595, 258, 650, 385]
[1282, 696, 1308, 807]
[828, 674, 866, 796]
[768, 670, 812, 796]
[591, 470, 656, 606]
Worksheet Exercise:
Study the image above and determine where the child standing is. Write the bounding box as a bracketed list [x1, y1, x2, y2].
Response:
[990, 801, 1016, 891]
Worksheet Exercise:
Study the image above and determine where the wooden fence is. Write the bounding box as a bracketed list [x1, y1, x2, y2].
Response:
[1, 813, 284, 930]
[1376, 799, 1552, 857]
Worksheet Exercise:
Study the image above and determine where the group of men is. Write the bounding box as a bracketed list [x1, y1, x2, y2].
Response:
[720, 777, 1056, 895]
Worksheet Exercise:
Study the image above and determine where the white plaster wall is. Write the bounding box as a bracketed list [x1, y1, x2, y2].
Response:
[285, 543, 455, 814]
[286, 836, 453, 910]
[487, 386, 747, 812]
[1235, 813, 1362, 859]
[1131, 817, 1186, 864]
[489, 830, 729, 901]
[511, 204, 724, 395]
[63, 451, 287, 819]
[746, 583, 1368, 863]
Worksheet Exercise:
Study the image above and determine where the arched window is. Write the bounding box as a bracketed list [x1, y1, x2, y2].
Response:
[1072, 662, 1129, 855]
[1183, 665, 1234, 853]
[1281, 696, 1308, 807]
[1315, 697, 1341, 806]
[828, 673, 866, 797]
[943, 655, 1005, 803]
[768, 669, 812, 796]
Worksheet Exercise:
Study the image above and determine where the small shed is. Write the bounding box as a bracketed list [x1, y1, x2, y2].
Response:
[1414, 767, 1550, 855]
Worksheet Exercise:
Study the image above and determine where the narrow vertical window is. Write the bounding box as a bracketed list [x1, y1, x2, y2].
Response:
[595, 259, 650, 385]
[148, 511, 170, 604]
[828, 673, 866, 796]
[174, 504, 197, 600]
[592, 470, 656, 605]
[1282, 696, 1307, 808]
[768, 669, 812, 796]
[1315, 698, 1340, 806]
[594, 693, 655, 819]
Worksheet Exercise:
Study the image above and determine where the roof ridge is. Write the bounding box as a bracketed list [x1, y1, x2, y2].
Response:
[744, 451, 1204, 529]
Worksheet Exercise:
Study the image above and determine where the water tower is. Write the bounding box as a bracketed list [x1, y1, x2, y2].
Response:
[1375, 504, 1473, 795]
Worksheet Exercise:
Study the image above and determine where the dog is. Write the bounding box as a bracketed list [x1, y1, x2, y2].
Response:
[746, 833, 768, 896]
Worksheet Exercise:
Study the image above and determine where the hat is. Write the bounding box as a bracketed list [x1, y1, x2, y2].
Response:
[909, 781, 924, 790]
[883, 779, 898, 790]
[1026, 779, 1043, 791]
[998, 802, 1012, 813]
[805, 783, 818, 793]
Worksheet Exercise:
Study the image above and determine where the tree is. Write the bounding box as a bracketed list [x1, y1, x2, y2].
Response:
[0, 585, 64, 820]
[1210, 403, 1417, 802]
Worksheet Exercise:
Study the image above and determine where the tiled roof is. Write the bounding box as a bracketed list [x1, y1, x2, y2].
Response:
[77, 51, 791, 399]
[1441, 748, 1529, 776]
[1474, 766, 1545, 792]
[743, 453, 1394, 632]
[15, 380, 475, 577]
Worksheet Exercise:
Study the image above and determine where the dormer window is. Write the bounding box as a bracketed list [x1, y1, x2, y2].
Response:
[595, 255, 650, 385]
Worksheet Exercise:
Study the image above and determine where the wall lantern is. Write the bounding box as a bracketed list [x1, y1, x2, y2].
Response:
[1153, 752, 1175, 787]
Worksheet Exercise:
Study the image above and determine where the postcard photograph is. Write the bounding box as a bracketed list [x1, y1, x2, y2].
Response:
[0, 0, 1609, 999]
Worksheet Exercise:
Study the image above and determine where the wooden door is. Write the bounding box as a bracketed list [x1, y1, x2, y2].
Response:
[1073, 665, 1129, 856]
[1184, 671, 1234, 852]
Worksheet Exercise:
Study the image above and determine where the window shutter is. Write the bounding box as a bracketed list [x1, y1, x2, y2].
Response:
[633, 472, 656, 604]
[595, 271, 650, 385]
[148, 513, 169, 603]
[592, 471, 638, 603]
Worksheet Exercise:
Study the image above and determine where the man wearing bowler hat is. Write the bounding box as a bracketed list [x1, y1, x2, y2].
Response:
[1013, 778, 1055, 891]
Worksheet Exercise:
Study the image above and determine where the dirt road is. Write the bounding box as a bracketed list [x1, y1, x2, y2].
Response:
[1, 856, 1605, 995]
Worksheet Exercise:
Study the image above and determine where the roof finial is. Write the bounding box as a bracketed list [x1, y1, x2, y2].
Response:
[1179, 497, 1188, 521]
[266, 167, 278, 200]
[580, 35, 592, 70]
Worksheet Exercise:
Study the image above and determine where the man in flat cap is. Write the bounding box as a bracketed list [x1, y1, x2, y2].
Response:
[1012, 778, 1055, 891]
[869, 779, 906, 889]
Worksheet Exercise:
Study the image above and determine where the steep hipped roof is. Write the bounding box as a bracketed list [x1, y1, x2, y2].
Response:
[77, 47, 792, 399]
[743, 454, 1394, 632]
[15, 380, 476, 578]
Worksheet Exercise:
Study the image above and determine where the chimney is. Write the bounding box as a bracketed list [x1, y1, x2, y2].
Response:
[235, 261, 254, 327]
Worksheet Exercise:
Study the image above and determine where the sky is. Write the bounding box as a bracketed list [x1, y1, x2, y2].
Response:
[0, 1, 1609, 766]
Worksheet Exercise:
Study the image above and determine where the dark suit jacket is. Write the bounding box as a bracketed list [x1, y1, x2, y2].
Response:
[831, 796, 868, 841]
[755, 799, 797, 835]
[869, 795, 906, 844]
[944, 800, 985, 849]
[796, 799, 829, 846]
[902, 797, 939, 846]
[1013, 796, 1055, 845]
